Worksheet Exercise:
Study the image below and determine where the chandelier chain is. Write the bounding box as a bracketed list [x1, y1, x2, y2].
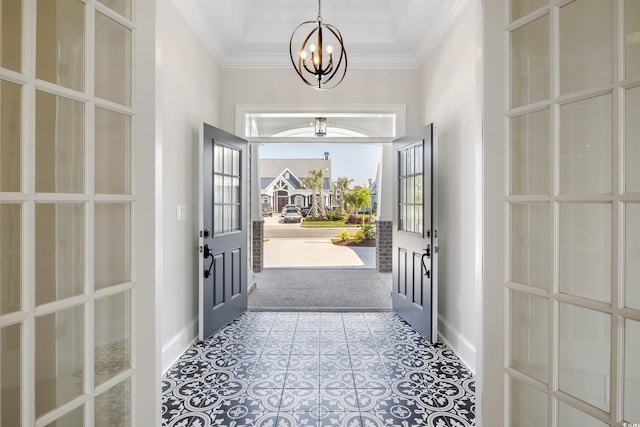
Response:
[317, 0, 322, 21]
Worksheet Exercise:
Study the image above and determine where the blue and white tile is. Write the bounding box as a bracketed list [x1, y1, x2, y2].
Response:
[162, 311, 475, 427]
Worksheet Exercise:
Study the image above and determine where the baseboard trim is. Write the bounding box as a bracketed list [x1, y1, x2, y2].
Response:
[438, 314, 476, 374]
[162, 317, 198, 374]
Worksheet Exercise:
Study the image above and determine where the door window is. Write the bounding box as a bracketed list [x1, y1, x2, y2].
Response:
[213, 143, 241, 234]
[398, 142, 423, 234]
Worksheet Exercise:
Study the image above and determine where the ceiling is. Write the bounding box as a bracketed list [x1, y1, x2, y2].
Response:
[172, 0, 469, 69]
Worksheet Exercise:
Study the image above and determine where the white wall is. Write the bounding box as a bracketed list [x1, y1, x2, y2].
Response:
[158, 0, 222, 371]
[218, 68, 422, 134]
[417, 0, 478, 372]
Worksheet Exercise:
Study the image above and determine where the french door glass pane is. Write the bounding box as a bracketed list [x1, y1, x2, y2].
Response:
[1, 323, 21, 427]
[415, 144, 423, 174]
[35, 305, 84, 417]
[510, 109, 550, 195]
[95, 378, 130, 427]
[95, 292, 131, 386]
[43, 405, 84, 427]
[626, 203, 640, 310]
[95, 203, 131, 290]
[36, 0, 85, 91]
[558, 401, 607, 427]
[510, 203, 550, 290]
[35, 203, 85, 305]
[0, 80, 21, 192]
[626, 86, 640, 193]
[510, 15, 549, 108]
[99, 0, 132, 20]
[559, 203, 611, 303]
[559, 303, 611, 411]
[214, 144, 223, 173]
[0, 203, 21, 315]
[95, 12, 131, 106]
[1, 0, 21, 71]
[35, 90, 85, 193]
[509, 291, 549, 383]
[95, 108, 131, 194]
[625, 318, 640, 423]
[510, 377, 548, 427]
[559, 94, 612, 195]
[625, 0, 640, 79]
[510, 0, 547, 22]
[559, 0, 612, 95]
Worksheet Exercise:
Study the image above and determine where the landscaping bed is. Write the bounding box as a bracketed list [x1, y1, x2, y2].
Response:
[332, 238, 376, 247]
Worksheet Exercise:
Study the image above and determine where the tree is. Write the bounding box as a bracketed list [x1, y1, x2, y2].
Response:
[350, 186, 371, 223]
[303, 169, 327, 220]
[334, 177, 353, 215]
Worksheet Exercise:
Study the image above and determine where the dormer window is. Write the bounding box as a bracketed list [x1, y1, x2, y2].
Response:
[285, 172, 290, 179]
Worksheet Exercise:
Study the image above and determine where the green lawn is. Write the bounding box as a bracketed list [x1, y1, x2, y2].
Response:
[300, 220, 359, 228]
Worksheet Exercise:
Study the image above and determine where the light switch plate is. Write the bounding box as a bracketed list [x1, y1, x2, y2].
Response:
[177, 204, 188, 221]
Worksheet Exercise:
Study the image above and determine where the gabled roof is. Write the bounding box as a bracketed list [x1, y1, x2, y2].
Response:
[260, 158, 331, 186]
[261, 168, 304, 192]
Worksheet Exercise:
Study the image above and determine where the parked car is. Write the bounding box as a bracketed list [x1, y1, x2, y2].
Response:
[261, 203, 273, 217]
[282, 207, 302, 223]
[300, 206, 310, 217]
[281, 204, 299, 216]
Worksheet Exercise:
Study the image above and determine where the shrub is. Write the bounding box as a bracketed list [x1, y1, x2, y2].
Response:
[362, 224, 376, 240]
[327, 210, 345, 221]
[340, 230, 351, 241]
[352, 230, 365, 244]
[346, 214, 373, 225]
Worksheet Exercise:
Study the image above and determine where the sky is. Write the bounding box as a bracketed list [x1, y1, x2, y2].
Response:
[259, 143, 381, 187]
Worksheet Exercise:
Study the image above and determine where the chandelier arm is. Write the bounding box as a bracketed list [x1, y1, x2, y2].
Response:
[320, 59, 333, 75]
[302, 62, 316, 75]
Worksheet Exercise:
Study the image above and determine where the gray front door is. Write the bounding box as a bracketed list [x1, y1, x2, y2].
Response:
[392, 124, 437, 342]
[199, 123, 248, 340]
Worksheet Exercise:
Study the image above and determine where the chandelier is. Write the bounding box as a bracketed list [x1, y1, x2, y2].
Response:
[289, 0, 347, 90]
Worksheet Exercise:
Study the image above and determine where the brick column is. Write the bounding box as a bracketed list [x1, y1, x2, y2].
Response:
[376, 220, 393, 272]
[252, 220, 264, 272]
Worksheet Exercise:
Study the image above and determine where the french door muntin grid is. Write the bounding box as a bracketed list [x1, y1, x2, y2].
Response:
[398, 142, 424, 235]
[0, 0, 135, 425]
[213, 142, 241, 235]
[505, 0, 640, 426]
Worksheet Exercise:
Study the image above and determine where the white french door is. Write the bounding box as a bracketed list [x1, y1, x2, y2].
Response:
[484, 0, 640, 425]
[0, 0, 152, 425]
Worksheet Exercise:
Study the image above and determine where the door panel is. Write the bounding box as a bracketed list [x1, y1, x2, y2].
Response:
[199, 123, 248, 340]
[392, 124, 437, 342]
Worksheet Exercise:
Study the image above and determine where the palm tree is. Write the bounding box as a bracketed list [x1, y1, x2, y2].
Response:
[303, 169, 327, 219]
[334, 177, 353, 215]
[301, 175, 317, 218]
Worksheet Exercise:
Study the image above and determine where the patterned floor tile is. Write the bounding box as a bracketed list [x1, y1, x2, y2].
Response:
[162, 311, 475, 427]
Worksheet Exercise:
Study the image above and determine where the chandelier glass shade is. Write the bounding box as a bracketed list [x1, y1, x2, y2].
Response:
[289, 0, 347, 90]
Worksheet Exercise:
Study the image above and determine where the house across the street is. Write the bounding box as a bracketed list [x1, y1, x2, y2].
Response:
[259, 152, 333, 213]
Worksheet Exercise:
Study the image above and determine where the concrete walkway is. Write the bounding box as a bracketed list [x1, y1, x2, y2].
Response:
[250, 230, 391, 310]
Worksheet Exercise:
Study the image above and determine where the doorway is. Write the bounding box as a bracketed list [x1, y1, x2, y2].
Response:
[252, 142, 390, 310]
